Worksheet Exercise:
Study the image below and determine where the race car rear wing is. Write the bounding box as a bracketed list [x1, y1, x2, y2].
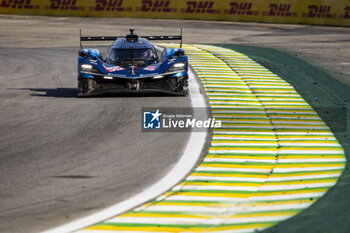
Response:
[80, 28, 183, 48]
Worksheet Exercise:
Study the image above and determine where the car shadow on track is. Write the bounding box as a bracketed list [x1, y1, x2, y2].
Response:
[7, 88, 78, 98]
[29, 88, 78, 98]
[12, 88, 187, 98]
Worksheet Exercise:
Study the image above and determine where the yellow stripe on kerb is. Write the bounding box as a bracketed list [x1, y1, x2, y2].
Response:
[75, 45, 346, 233]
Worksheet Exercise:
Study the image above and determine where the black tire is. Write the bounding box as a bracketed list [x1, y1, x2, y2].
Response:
[180, 86, 189, 96]
[178, 78, 188, 96]
[176, 83, 188, 96]
[78, 78, 97, 96]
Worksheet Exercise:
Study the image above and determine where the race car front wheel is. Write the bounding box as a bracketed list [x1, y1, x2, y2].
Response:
[78, 78, 97, 96]
[177, 77, 188, 96]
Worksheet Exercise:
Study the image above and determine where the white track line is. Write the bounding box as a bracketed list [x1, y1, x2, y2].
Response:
[41, 68, 208, 233]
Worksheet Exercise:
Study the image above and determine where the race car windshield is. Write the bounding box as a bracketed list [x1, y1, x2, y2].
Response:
[107, 48, 157, 65]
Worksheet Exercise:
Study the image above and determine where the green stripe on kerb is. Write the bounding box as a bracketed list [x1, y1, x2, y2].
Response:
[75, 45, 346, 233]
[91, 221, 279, 228]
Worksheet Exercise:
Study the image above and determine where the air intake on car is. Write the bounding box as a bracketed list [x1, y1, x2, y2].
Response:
[126, 28, 138, 42]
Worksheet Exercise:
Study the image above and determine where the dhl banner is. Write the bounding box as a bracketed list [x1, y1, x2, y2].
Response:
[0, 0, 349, 26]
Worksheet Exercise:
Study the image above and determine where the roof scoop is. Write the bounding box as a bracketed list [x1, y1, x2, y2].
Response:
[126, 28, 138, 42]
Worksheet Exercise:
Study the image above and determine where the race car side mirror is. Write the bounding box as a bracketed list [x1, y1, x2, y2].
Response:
[79, 50, 90, 58]
[174, 48, 185, 57]
[79, 49, 103, 61]
[165, 48, 185, 58]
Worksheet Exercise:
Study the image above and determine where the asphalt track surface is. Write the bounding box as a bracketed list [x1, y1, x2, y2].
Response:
[0, 15, 350, 233]
[0, 46, 193, 233]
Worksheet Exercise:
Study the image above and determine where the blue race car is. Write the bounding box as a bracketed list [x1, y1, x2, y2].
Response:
[78, 29, 188, 96]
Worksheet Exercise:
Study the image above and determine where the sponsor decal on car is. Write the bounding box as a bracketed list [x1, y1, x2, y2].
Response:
[103, 65, 125, 72]
[89, 60, 99, 65]
[143, 65, 158, 71]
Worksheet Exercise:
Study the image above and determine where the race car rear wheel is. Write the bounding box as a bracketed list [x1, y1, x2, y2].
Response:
[78, 78, 97, 96]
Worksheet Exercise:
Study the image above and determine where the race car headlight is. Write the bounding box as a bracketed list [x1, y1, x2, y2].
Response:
[174, 63, 185, 68]
[81, 64, 93, 70]
[167, 62, 186, 72]
[81, 64, 92, 70]
[153, 75, 164, 79]
[80, 63, 101, 73]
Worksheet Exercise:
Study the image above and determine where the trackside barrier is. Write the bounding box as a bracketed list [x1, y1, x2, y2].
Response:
[0, 0, 349, 26]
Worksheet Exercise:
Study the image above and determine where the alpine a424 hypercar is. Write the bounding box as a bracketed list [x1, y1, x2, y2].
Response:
[78, 29, 188, 96]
